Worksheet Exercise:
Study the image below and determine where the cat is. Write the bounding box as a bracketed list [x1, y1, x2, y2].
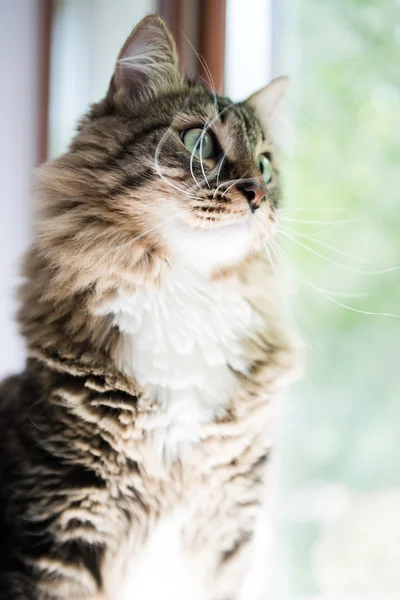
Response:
[0, 14, 300, 600]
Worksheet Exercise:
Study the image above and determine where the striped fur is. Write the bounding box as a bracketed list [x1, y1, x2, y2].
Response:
[0, 15, 300, 600]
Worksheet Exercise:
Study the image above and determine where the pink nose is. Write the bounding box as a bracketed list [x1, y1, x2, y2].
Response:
[237, 184, 267, 212]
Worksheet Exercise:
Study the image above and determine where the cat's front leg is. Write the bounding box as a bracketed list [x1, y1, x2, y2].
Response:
[211, 487, 272, 600]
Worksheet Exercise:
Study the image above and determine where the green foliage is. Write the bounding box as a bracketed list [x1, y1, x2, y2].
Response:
[277, 2, 400, 596]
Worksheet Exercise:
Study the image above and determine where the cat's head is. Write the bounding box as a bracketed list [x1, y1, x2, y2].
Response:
[36, 15, 287, 289]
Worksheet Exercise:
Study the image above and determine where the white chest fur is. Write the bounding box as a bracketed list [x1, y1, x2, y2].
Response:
[97, 269, 259, 458]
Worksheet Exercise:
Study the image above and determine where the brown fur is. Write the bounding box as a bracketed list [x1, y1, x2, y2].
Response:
[0, 15, 300, 600]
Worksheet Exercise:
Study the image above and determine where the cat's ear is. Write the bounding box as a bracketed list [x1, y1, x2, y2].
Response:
[245, 76, 289, 132]
[108, 15, 182, 106]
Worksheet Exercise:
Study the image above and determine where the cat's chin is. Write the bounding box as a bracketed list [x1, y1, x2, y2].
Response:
[164, 219, 252, 274]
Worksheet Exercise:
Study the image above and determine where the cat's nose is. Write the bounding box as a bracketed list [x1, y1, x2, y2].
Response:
[237, 183, 267, 213]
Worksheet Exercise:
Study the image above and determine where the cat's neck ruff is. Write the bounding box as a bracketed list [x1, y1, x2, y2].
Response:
[97, 266, 260, 459]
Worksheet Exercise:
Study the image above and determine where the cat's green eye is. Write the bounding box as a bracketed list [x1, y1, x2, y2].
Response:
[257, 154, 273, 185]
[181, 128, 215, 159]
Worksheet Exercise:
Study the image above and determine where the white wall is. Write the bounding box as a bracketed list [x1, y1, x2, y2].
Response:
[0, 1, 40, 378]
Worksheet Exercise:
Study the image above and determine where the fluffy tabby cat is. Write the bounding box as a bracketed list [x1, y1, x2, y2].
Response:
[0, 15, 299, 600]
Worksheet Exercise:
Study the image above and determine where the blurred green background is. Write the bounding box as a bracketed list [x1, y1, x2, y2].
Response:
[275, 2, 400, 598]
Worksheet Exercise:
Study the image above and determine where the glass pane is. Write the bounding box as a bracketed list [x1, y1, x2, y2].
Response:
[48, 0, 157, 157]
[272, 2, 400, 598]
[225, 0, 273, 100]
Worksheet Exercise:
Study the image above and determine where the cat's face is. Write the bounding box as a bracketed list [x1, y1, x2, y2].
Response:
[122, 86, 283, 273]
[38, 16, 287, 288]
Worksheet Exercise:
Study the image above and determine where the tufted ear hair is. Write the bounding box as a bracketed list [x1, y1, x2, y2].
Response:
[245, 76, 289, 137]
[108, 15, 183, 107]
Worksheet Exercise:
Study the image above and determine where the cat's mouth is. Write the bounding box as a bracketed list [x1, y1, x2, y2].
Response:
[193, 212, 249, 230]
[163, 200, 269, 272]
[186, 183, 270, 227]
[186, 198, 252, 231]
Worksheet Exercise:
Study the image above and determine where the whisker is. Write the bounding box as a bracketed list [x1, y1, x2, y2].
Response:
[270, 238, 400, 319]
[270, 239, 367, 299]
[278, 216, 362, 226]
[216, 151, 227, 191]
[278, 223, 378, 263]
[189, 139, 202, 190]
[263, 241, 277, 275]
[268, 241, 331, 370]
[153, 98, 236, 202]
[214, 178, 238, 196]
[196, 101, 239, 191]
[199, 131, 211, 189]
[214, 176, 265, 198]
[295, 295, 327, 357]
[278, 207, 348, 213]
[188, 102, 238, 195]
[154, 126, 204, 201]
[278, 228, 400, 275]
[200, 101, 236, 144]
[222, 172, 248, 198]
[178, 29, 218, 106]
[117, 207, 196, 249]
[186, 125, 212, 191]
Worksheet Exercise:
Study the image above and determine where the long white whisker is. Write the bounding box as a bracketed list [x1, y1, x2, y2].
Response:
[189, 138, 202, 190]
[278, 228, 400, 275]
[270, 239, 367, 299]
[214, 176, 261, 197]
[279, 223, 379, 263]
[222, 178, 242, 198]
[154, 126, 204, 200]
[271, 239, 400, 319]
[216, 151, 227, 190]
[178, 30, 218, 106]
[202, 101, 235, 139]
[263, 241, 277, 275]
[221, 170, 250, 198]
[278, 207, 348, 213]
[188, 102, 237, 195]
[197, 102, 237, 190]
[153, 97, 235, 201]
[199, 130, 211, 188]
[118, 208, 195, 249]
[278, 216, 361, 226]
[214, 178, 238, 196]
[174, 30, 223, 193]
[268, 241, 331, 370]
[296, 295, 327, 356]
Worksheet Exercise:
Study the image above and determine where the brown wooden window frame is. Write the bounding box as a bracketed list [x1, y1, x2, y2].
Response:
[158, 0, 226, 94]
